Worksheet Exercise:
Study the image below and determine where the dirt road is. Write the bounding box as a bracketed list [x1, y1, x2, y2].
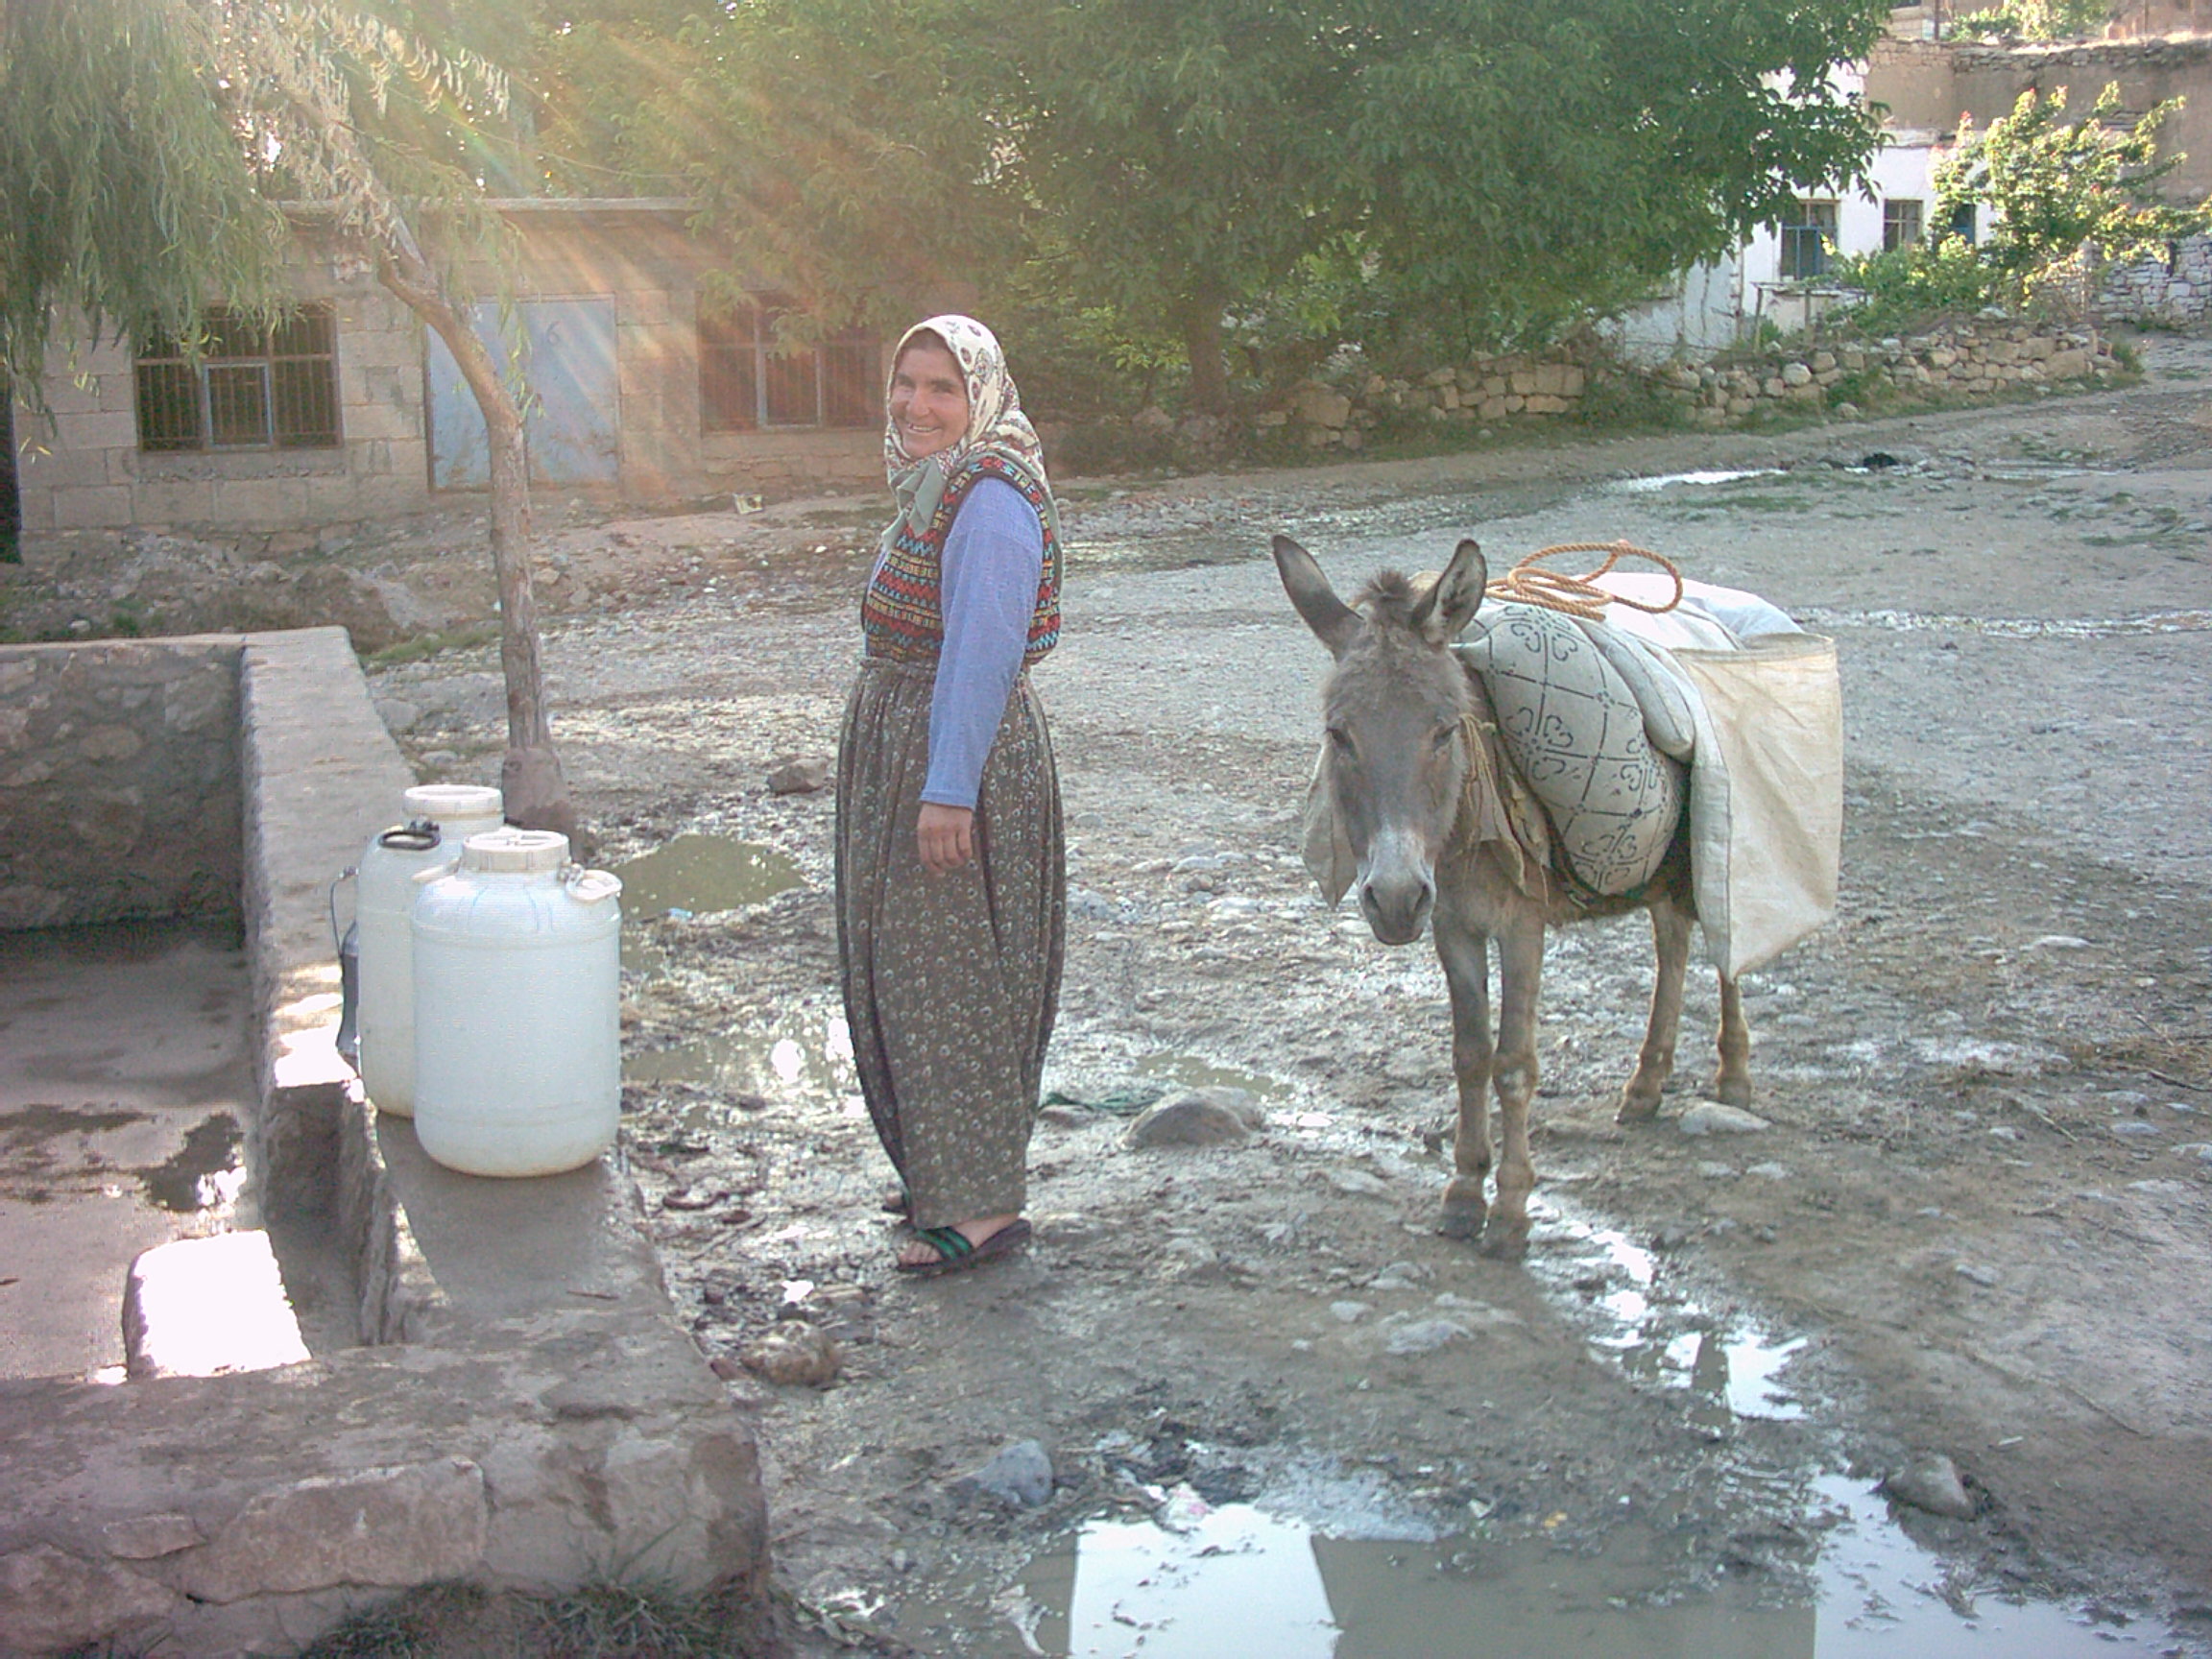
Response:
[358, 340, 2212, 1653]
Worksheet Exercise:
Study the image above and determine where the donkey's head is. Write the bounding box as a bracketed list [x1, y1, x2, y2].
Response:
[1274, 535, 1487, 945]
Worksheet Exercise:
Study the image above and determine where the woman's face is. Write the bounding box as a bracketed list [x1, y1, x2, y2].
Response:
[888, 339, 969, 462]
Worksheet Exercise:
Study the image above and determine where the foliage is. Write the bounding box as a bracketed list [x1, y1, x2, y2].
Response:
[1826, 237, 2008, 332]
[0, 0, 289, 397]
[661, 0, 1893, 413]
[1934, 82, 2212, 303]
[1953, 0, 2111, 39]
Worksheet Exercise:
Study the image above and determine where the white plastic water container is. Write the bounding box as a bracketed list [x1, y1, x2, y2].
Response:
[411, 829, 623, 1177]
[355, 784, 504, 1117]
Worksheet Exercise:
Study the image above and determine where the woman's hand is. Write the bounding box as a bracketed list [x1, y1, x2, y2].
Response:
[917, 803, 975, 873]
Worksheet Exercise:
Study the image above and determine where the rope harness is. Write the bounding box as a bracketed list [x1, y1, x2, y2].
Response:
[1484, 540, 1684, 620]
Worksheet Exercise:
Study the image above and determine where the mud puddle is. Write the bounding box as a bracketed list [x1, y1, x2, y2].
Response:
[609, 831, 805, 920]
[914, 1472, 2182, 1658]
[1605, 467, 1784, 493]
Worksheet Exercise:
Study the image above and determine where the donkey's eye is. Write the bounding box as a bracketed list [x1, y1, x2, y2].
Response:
[1325, 726, 1354, 755]
[1431, 724, 1459, 753]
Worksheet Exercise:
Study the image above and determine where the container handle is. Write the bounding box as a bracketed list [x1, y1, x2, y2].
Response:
[565, 867, 624, 905]
[328, 867, 357, 953]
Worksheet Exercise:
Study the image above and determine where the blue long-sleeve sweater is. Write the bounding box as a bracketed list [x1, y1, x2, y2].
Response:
[917, 476, 1046, 809]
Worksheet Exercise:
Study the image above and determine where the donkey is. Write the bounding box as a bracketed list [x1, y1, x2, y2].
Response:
[1274, 534, 1750, 1260]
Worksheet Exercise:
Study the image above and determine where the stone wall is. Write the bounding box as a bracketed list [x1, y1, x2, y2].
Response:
[1274, 318, 2119, 449]
[1274, 354, 1593, 450]
[1645, 321, 2118, 426]
[2103, 233, 2212, 326]
[0, 639, 243, 931]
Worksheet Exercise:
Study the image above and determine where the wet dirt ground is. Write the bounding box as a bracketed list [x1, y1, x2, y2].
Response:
[56, 335, 2212, 1652]
[345, 336, 2212, 1656]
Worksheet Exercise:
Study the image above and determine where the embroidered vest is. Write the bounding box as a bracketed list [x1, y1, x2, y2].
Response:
[861, 454, 1061, 667]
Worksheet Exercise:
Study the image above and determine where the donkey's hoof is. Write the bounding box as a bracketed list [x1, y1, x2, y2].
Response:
[1478, 1223, 1530, 1262]
[1437, 1181, 1488, 1242]
[1614, 1092, 1662, 1125]
[1713, 1074, 1754, 1109]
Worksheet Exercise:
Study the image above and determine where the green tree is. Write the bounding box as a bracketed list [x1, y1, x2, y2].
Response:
[1954, 0, 2112, 41]
[0, 1, 576, 831]
[1935, 82, 2212, 309]
[668, 0, 1893, 414]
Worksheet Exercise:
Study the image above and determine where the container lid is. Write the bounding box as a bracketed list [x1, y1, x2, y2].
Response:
[461, 828, 569, 874]
[402, 783, 504, 827]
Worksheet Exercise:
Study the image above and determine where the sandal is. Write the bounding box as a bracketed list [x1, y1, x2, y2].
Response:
[895, 1218, 1032, 1278]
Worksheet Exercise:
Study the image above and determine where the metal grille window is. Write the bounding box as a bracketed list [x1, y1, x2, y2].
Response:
[1883, 198, 1926, 252]
[134, 307, 341, 452]
[1778, 200, 1839, 279]
[699, 301, 877, 432]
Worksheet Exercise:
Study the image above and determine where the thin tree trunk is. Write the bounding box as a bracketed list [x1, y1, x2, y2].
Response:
[1180, 296, 1232, 419]
[377, 234, 574, 839]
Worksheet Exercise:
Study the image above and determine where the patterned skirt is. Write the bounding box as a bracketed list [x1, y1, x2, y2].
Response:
[834, 658, 1065, 1229]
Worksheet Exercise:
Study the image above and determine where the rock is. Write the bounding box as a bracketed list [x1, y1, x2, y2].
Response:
[1068, 886, 1118, 921]
[1695, 1161, 1740, 1179]
[1329, 1301, 1373, 1324]
[0, 1545, 181, 1653]
[180, 1458, 489, 1602]
[1384, 1319, 1470, 1357]
[951, 1439, 1055, 1508]
[1367, 1261, 1431, 1290]
[99, 1514, 203, 1560]
[1125, 1091, 1254, 1149]
[765, 757, 830, 795]
[1157, 1234, 1221, 1280]
[738, 1326, 841, 1387]
[1955, 1262, 2000, 1287]
[373, 698, 422, 733]
[1325, 1166, 1391, 1197]
[2028, 934, 2090, 950]
[1678, 1102, 1770, 1136]
[1745, 1162, 1793, 1180]
[1883, 1454, 1977, 1521]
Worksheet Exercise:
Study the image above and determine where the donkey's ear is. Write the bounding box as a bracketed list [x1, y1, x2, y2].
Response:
[1411, 539, 1487, 641]
[1273, 535, 1361, 659]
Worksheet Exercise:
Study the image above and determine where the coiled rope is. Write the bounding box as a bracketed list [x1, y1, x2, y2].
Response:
[1484, 540, 1683, 620]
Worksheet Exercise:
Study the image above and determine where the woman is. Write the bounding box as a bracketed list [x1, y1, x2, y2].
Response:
[835, 315, 1065, 1276]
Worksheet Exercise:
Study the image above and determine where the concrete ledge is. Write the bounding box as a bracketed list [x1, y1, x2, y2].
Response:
[0, 628, 771, 1656]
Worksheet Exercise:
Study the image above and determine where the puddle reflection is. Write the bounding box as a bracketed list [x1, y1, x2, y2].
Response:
[1607, 468, 1785, 493]
[978, 1485, 2176, 1659]
[625, 1014, 853, 1100]
[1131, 1053, 1279, 1098]
[610, 832, 804, 919]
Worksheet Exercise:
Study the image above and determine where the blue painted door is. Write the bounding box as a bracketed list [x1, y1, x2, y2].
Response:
[427, 298, 619, 490]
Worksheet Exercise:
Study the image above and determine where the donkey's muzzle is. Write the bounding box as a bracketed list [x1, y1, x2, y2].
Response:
[1357, 828, 1435, 945]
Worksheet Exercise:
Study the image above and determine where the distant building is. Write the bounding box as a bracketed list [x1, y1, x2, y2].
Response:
[1607, 18, 2212, 359]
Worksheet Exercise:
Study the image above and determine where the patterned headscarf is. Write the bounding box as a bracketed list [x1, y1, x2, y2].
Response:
[882, 314, 1059, 551]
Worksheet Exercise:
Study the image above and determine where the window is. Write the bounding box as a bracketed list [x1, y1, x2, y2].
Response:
[135, 307, 340, 452]
[1883, 198, 1925, 251]
[1948, 202, 1978, 245]
[1778, 200, 1839, 279]
[699, 300, 876, 433]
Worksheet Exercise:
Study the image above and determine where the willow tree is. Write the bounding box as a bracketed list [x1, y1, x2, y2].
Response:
[0, 0, 573, 833]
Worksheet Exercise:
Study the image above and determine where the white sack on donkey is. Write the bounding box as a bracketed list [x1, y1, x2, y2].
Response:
[1278, 535, 1841, 1259]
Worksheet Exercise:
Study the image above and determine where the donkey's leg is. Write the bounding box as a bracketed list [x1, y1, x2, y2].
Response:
[1619, 897, 1694, 1123]
[1714, 971, 1753, 1107]
[1432, 901, 1494, 1242]
[1484, 913, 1546, 1261]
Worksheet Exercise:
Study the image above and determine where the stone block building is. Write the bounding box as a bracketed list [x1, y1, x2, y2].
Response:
[5, 201, 891, 543]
